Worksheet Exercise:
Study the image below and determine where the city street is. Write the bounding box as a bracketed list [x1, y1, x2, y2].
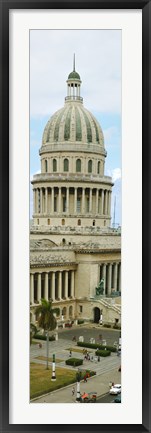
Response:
[57, 325, 120, 346]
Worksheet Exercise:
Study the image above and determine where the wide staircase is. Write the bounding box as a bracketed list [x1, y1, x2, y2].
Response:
[96, 297, 121, 318]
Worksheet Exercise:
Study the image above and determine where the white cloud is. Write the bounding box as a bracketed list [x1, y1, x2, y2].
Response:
[112, 168, 121, 182]
[107, 167, 121, 182]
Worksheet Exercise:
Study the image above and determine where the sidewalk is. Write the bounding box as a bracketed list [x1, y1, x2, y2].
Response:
[32, 367, 121, 403]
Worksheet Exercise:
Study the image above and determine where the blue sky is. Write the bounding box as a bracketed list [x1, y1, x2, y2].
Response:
[30, 30, 121, 225]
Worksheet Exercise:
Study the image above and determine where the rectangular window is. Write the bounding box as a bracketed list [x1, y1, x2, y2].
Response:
[79, 305, 83, 313]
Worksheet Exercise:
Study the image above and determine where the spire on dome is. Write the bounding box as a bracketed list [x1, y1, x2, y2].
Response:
[65, 56, 83, 103]
[73, 53, 75, 72]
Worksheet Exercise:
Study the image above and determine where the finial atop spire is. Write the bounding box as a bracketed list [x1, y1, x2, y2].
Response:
[73, 53, 75, 72]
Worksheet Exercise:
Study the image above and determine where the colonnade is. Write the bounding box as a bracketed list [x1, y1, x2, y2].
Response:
[30, 270, 75, 305]
[33, 186, 111, 216]
[100, 262, 121, 296]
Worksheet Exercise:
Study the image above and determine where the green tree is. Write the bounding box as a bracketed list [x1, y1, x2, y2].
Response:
[30, 323, 39, 346]
[35, 299, 59, 369]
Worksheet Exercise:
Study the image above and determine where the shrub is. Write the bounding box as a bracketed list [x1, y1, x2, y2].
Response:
[77, 342, 116, 352]
[102, 324, 111, 328]
[34, 334, 55, 341]
[95, 350, 111, 357]
[77, 319, 84, 324]
[77, 342, 100, 349]
[113, 324, 121, 330]
[66, 358, 83, 367]
[105, 345, 116, 352]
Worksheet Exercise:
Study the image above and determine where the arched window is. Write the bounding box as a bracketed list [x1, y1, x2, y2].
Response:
[64, 158, 69, 172]
[97, 161, 100, 174]
[69, 306, 73, 317]
[62, 307, 66, 318]
[104, 220, 106, 226]
[77, 219, 81, 226]
[62, 238, 66, 244]
[76, 159, 81, 172]
[88, 160, 92, 173]
[62, 219, 65, 226]
[48, 219, 50, 225]
[53, 159, 57, 172]
[37, 219, 39, 225]
[45, 160, 48, 172]
[93, 220, 95, 226]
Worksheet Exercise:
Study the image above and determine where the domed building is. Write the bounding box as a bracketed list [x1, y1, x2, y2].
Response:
[30, 58, 121, 326]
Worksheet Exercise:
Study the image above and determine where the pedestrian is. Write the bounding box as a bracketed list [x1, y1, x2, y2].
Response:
[69, 350, 72, 357]
[84, 375, 87, 383]
[72, 386, 75, 396]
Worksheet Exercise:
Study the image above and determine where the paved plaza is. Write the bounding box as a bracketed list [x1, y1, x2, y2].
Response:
[31, 325, 121, 403]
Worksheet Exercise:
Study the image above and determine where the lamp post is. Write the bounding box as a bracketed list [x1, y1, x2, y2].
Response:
[51, 353, 56, 381]
[76, 370, 82, 402]
[46, 330, 49, 370]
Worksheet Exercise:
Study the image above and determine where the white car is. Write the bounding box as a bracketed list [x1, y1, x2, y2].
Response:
[109, 384, 121, 395]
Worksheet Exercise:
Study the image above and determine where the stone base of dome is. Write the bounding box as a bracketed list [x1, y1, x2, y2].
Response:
[33, 215, 111, 229]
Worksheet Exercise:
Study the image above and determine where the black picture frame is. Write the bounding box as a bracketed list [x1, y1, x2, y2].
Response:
[0, 0, 150, 432]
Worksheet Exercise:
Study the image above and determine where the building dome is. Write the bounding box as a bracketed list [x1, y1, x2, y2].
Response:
[41, 56, 104, 149]
[68, 70, 80, 80]
[42, 104, 104, 147]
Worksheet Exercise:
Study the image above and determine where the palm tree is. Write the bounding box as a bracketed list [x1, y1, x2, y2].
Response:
[35, 299, 59, 369]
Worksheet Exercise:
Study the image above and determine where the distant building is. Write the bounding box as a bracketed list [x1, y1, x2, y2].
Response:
[30, 58, 121, 326]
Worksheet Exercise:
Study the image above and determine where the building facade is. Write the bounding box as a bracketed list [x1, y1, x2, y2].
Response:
[30, 59, 121, 326]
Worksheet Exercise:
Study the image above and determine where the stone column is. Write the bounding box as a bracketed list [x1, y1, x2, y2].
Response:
[51, 187, 54, 213]
[102, 264, 106, 295]
[108, 191, 111, 215]
[35, 189, 38, 214]
[58, 187, 62, 213]
[107, 264, 112, 296]
[66, 187, 69, 213]
[30, 274, 34, 304]
[52, 272, 55, 301]
[37, 273, 41, 303]
[71, 270, 75, 298]
[101, 190, 104, 215]
[106, 191, 109, 215]
[89, 188, 92, 213]
[74, 188, 77, 214]
[96, 189, 99, 214]
[33, 190, 35, 214]
[44, 273, 48, 300]
[45, 187, 48, 214]
[104, 190, 107, 215]
[118, 263, 121, 292]
[40, 189, 43, 214]
[58, 271, 62, 300]
[65, 271, 68, 299]
[82, 188, 85, 214]
[113, 263, 118, 291]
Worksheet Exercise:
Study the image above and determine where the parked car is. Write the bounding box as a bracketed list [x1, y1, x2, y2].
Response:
[109, 384, 121, 395]
[114, 393, 121, 403]
[65, 322, 72, 328]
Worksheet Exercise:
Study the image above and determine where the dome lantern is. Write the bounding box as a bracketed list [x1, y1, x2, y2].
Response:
[65, 54, 83, 103]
